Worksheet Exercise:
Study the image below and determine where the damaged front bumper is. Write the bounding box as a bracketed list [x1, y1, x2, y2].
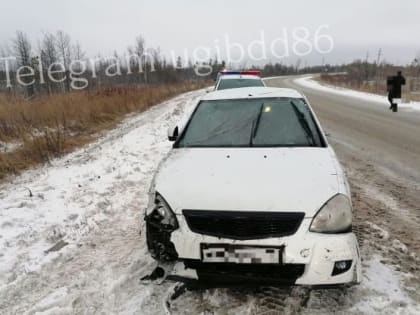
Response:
[145, 215, 362, 286]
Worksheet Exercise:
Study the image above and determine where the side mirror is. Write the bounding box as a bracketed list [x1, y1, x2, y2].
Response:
[167, 125, 179, 141]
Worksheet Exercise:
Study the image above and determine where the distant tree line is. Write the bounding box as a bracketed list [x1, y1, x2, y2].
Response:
[319, 57, 420, 95]
[259, 56, 420, 96]
[0, 31, 216, 98]
[2, 30, 419, 98]
[259, 62, 341, 77]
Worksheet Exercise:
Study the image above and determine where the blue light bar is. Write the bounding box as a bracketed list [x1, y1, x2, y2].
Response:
[219, 70, 241, 75]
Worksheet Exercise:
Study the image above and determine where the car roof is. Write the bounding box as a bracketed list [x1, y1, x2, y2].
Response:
[218, 74, 262, 80]
[202, 87, 304, 101]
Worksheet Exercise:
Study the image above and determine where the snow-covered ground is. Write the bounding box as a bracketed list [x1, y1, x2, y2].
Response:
[0, 89, 202, 313]
[0, 87, 419, 314]
[294, 76, 420, 112]
[0, 140, 21, 153]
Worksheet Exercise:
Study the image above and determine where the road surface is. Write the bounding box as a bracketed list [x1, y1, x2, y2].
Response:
[266, 76, 420, 182]
[267, 76, 420, 298]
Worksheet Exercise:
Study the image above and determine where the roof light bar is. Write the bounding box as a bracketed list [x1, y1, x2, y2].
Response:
[240, 70, 261, 76]
[219, 70, 261, 76]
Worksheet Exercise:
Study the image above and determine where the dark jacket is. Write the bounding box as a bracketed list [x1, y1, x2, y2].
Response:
[388, 74, 406, 98]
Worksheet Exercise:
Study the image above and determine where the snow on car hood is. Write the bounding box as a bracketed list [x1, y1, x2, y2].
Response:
[154, 147, 339, 217]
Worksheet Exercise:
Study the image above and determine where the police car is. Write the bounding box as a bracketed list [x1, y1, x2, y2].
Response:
[214, 70, 265, 90]
[145, 86, 362, 286]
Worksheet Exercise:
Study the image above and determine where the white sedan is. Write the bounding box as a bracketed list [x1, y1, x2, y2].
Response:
[144, 87, 361, 286]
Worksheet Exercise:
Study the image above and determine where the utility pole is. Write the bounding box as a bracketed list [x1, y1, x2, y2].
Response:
[376, 48, 382, 64]
[295, 59, 301, 74]
[364, 51, 370, 80]
[375, 48, 382, 92]
[413, 58, 419, 95]
[321, 56, 327, 73]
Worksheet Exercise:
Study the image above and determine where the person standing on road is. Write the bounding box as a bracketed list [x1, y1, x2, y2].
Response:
[387, 71, 406, 112]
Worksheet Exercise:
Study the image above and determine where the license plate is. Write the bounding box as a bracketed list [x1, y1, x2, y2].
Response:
[201, 244, 283, 264]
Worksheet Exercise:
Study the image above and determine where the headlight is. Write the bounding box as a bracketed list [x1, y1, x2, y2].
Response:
[147, 193, 179, 231]
[310, 194, 352, 233]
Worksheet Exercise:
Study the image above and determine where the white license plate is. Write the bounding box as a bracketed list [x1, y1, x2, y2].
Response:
[201, 244, 282, 264]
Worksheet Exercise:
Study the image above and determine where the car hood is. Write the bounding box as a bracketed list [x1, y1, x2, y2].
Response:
[154, 148, 340, 217]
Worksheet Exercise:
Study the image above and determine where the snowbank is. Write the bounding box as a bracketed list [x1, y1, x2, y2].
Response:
[0, 140, 21, 153]
[294, 76, 420, 112]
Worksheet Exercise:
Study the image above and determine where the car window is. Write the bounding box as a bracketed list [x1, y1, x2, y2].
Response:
[176, 98, 324, 147]
[217, 78, 264, 90]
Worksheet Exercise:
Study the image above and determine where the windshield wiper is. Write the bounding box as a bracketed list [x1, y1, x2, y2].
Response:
[249, 103, 265, 146]
[290, 101, 316, 146]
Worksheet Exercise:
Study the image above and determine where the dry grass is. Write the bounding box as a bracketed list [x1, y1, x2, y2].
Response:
[0, 81, 209, 179]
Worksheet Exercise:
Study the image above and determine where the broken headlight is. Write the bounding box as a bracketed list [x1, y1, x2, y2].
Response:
[147, 193, 179, 231]
[310, 194, 352, 233]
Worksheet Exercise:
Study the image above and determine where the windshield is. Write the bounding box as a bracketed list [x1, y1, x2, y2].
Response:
[176, 98, 324, 148]
[217, 78, 264, 90]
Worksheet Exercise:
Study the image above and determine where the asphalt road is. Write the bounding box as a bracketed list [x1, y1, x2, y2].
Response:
[265, 76, 420, 183]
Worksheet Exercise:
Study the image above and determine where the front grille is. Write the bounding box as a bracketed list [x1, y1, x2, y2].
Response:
[183, 210, 305, 240]
[183, 260, 305, 285]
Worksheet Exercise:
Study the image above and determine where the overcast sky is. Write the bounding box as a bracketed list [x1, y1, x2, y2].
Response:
[1, 0, 419, 65]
